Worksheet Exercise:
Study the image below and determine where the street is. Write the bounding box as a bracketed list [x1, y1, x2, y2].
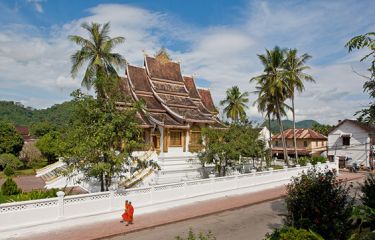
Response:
[104, 199, 286, 240]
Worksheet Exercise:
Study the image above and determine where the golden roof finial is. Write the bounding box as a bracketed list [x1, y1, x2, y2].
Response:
[155, 47, 171, 64]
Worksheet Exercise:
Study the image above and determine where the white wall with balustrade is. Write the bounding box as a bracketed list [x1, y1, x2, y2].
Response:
[0, 162, 338, 232]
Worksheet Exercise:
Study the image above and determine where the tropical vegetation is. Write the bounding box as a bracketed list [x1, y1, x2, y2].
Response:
[220, 86, 249, 124]
[0, 120, 24, 156]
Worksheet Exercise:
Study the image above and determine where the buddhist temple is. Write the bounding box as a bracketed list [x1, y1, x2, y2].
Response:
[118, 50, 226, 155]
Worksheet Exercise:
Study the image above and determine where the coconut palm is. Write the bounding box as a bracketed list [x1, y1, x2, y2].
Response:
[251, 46, 290, 164]
[285, 49, 314, 162]
[220, 86, 249, 124]
[69, 22, 126, 99]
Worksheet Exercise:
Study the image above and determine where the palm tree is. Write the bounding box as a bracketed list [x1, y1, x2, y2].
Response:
[69, 22, 126, 99]
[251, 46, 290, 165]
[220, 86, 249, 124]
[285, 49, 314, 162]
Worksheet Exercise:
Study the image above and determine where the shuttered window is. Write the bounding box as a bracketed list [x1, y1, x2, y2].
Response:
[190, 132, 201, 145]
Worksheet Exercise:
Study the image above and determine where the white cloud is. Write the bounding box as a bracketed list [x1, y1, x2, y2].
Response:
[27, 0, 44, 13]
[0, 1, 374, 125]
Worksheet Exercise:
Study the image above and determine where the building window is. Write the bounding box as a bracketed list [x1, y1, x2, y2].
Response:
[303, 141, 308, 147]
[316, 141, 319, 147]
[275, 141, 279, 147]
[342, 136, 350, 146]
[170, 131, 182, 146]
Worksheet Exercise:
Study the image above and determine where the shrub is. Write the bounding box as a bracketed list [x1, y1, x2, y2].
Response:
[361, 174, 375, 209]
[310, 156, 327, 165]
[175, 228, 216, 240]
[7, 189, 58, 202]
[285, 169, 353, 240]
[265, 227, 323, 240]
[1, 178, 21, 196]
[19, 142, 44, 168]
[3, 165, 15, 177]
[0, 153, 23, 170]
[298, 156, 309, 166]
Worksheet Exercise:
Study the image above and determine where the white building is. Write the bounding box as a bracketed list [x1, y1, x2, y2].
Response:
[328, 119, 375, 168]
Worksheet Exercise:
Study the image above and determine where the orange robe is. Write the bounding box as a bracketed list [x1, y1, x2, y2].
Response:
[128, 204, 134, 223]
[122, 203, 131, 222]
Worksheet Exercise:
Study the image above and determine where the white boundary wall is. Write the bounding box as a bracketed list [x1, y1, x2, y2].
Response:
[0, 162, 337, 232]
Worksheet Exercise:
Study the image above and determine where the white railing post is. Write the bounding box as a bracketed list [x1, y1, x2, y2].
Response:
[150, 186, 155, 204]
[56, 191, 65, 219]
[109, 186, 115, 211]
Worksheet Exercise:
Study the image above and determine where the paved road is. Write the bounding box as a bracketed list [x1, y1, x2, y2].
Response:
[104, 199, 286, 240]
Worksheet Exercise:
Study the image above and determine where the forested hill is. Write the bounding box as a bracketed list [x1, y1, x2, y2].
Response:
[0, 101, 75, 127]
[262, 119, 320, 133]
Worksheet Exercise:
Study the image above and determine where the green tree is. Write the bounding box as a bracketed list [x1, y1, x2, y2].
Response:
[251, 46, 289, 165]
[62, 90, 146, 191]
[0, 153, 23, 170]
[285, 169, 353, 240]
[30, 122, 56, 137]
[265, 227, 323, 240]
[284, 49, 314, 162]
[36, 131, 64, 163]
[312, 123, 333, 136]
[69, 22, 126, 99]
[199, 124, 265, 176]
[220, 86, 249, 124]
[1, 178, 21, 196]
[346, 32, 375, 123]
[0, 120, 24, 155]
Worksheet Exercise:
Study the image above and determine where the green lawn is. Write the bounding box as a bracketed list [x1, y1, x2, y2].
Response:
[0, 168, 36, 178]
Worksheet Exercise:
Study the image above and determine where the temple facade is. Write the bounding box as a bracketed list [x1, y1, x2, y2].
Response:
[118, 52, 226, 155]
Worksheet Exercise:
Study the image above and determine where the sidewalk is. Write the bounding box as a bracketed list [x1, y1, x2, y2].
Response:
[4, 171, 366, 240]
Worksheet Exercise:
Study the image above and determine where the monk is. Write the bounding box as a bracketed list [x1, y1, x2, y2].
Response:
[128, 202, 134, 225]
[121, 200, 130, 224]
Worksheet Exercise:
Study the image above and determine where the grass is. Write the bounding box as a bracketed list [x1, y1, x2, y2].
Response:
[0, 168, 36, 178]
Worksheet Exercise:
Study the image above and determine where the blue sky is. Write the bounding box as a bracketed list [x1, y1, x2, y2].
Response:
[0, 0, 374, 124]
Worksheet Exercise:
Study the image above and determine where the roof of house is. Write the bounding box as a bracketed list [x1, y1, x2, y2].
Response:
[328, 119, 375, 134]
[119, 55, 224, 128]
[272, 128, 327, 140]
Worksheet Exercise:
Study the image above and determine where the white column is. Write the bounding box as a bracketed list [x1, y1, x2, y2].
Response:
[185, 129, 190, 152]
[159, 126, 164, 156]
[56, 191, 65, 219]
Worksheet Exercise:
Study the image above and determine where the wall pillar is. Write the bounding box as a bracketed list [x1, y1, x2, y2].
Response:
[56, 191, 65, 219]
[163, 128, 169, 153]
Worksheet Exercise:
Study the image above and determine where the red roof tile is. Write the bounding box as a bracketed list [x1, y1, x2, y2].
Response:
[272, 128, 327, 140]
[198, 88, 218, 113]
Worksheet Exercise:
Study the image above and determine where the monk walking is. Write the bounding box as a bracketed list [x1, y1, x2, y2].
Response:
[127, 202, 134, 225]
[121, 200, 130, 223]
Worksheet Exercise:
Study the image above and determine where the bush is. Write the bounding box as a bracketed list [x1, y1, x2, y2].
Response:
[265, 227, 323, 240]
[0, 153, 23, 170]
[3, 165, 15, 177]
[7, 189, 58, 202]
[19, 142, 44, 168]
[310, 156, 327, 165]
[175, 228, 216, 240]
[361, 174, 375, 209]
[285, 169, 353, 240]
[1, 178, 21, 196]
[298, 156, 309, 166]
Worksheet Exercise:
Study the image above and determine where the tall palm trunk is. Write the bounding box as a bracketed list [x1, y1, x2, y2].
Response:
[267, 112, 273, 165]
[276, 100, 288, 165]
[292, 93, 298, 163]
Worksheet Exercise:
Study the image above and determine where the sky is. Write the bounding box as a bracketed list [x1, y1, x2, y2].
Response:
[0, 0, 374, 124]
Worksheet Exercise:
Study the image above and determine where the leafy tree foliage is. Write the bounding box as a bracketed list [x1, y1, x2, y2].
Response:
[19, 142, 45, 168]
[3, 165, 15, 177]
[0, 120, 24, 155]
[62, 90, 145, 191]
[199, 124, 266, 176]
[220, 86, 249, 123]
[69, 22, 126, 99]
[30, 122, 56, 137]
[1, 178, 21, 196]
[0, 153, 23, 170]
[346, 32, 375, 123]
[36, 131, 65, 163]
[285, 169, 353, 240]
[361, 174, 375, 210]
[265, 227, 323, 240]
[312, 123, 333, 136]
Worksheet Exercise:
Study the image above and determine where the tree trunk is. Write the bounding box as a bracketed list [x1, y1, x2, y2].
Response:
[292, 94, 298, 163]
[100, 172, 105, 192]
[276, 100, 288, 165]
[268, 112, 273, 166]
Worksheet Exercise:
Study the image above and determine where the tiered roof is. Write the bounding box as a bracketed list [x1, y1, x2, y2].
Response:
[120, 54, 225, 129]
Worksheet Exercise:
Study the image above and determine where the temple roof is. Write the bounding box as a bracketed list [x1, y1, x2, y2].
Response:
[119, 54, 225, 128]
[198, 88, 218, 114]
[145, 56, 184, 82]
